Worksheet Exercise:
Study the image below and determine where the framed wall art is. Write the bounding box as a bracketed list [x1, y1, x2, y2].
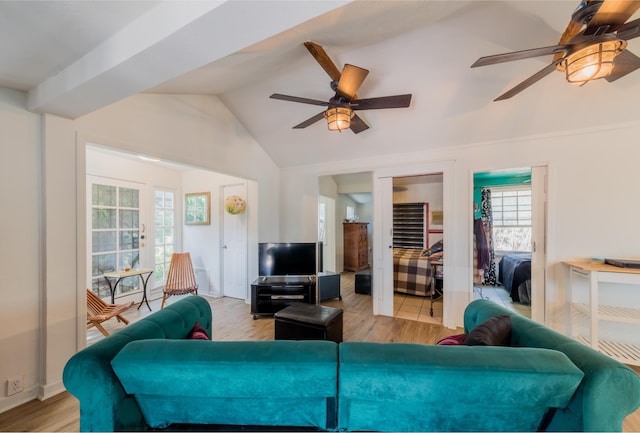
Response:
[185, 192, 210, 225]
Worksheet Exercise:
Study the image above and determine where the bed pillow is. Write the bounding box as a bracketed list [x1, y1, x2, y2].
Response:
[436, 334, 467, 345]
[463, 315, 511, 346]
[188, 322, 210, 340]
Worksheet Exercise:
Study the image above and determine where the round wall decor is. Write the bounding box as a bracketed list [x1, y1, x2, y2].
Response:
[225, 195, 246, 214]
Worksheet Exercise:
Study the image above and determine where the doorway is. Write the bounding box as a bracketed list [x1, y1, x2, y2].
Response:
[391, 174, 444, 324]
[85, 145, 255, 303]
[472, 166, 547, 322]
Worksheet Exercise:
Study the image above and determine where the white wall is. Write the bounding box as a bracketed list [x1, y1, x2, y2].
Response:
[280, 120, 640, 330]
[181, 170, 249, 296]
[0, 89, 42, 410]
[0, 92, 280, 413]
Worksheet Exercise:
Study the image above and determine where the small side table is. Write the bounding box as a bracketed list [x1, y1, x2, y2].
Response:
[103, 268, 154, 311]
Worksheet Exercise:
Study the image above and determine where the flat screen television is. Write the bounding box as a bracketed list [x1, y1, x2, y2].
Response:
[258, 242, 317, 276]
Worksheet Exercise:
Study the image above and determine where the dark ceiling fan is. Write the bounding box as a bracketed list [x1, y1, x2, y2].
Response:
[270, 41, 412, 133]
[471, 0, 640, 101]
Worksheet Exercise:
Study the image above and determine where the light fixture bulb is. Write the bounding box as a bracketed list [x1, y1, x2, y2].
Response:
[324, 107, 354, 132]
[562, 39, 626, 84]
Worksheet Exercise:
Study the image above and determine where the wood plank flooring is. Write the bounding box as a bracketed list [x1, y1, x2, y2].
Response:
[1, 273, 639, 431]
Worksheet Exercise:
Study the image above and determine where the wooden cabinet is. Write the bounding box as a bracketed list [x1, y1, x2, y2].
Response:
[343, 222, 369, 272]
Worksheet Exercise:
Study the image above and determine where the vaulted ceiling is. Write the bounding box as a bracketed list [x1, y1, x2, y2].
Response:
[3, 1, 640, 168]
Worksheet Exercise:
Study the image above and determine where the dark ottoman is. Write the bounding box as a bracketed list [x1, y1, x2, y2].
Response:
[354, 269, 371, 295]
[274, 303, 343, 343]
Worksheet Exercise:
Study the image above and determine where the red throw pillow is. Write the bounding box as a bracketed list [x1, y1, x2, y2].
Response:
[436, 333, 467, 345]
[188, 322, 210, 340]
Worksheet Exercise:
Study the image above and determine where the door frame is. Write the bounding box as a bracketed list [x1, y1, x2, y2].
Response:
[471, 165, 547, 324]
[373, 160, 455, 328]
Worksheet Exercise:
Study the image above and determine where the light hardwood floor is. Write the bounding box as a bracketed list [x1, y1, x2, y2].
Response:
[1, 273, 639, 432]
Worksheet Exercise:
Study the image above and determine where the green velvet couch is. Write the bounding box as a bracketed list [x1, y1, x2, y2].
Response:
[63, 296, 640, 432]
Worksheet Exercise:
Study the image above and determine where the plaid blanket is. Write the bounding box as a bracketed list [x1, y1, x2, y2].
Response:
[393, 248, 434, 296]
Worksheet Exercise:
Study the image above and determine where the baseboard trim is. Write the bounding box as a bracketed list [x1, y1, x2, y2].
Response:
[0, 388, 39, 414]
[39, 380, 65, 400]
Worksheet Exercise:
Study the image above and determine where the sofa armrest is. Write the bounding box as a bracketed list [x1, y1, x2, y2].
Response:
[63, 296, 211, 431]
[464, 299, 640, 431]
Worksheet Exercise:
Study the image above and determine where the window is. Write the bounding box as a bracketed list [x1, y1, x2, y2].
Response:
[154, 189, 175, 283]
[491, 186, 531, 252]
[90, 182, 141, 297]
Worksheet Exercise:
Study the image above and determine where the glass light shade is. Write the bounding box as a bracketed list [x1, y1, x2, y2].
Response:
[563, 40, 625, 84]
[324, 107, 354, 131]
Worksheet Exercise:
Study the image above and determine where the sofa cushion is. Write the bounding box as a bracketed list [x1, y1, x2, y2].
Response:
[111, 339, 338, 429]
[463, 314, 511, 346]
[338, 342, 583, 432]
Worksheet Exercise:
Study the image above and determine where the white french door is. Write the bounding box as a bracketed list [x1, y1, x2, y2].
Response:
[87, 176, 146, 300]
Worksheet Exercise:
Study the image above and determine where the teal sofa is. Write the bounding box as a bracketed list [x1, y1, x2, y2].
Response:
[465, 299, 640, 431]
[63, 296, 212, 431]
[63, 297, 640, 432]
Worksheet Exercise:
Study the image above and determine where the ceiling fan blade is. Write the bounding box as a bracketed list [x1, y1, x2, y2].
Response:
[583, 0, 640, 35]
[337, 64, 369, 100]
[349, 114, 369, 134]
[616, 16, 640, 39]
[351, 94, 412, 110]
[270, 93, 328, 106]
[303, 41, 342, 81]
[559, 20, 587, 44]
[472, 45, 569, 68]
[605, 49, 640, 81]
[494, 61, 561, 101]
[292, 112, 326, 129]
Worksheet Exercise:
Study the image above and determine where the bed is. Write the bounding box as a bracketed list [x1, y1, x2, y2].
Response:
[498, 253, 531, 305]
[393, 248, 440, 297]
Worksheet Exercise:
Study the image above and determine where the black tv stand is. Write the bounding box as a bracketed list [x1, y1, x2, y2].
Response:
[250, 276, 316, 320]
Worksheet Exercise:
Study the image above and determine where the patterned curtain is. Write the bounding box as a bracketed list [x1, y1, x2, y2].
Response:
[481, 188, 498, 285]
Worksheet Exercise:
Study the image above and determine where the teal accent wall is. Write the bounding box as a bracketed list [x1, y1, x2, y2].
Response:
[473, 170, 531, 218]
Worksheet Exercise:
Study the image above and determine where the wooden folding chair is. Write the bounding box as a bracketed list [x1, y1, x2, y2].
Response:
[86, 289, 134, 336]
[161, 252, 199, 309]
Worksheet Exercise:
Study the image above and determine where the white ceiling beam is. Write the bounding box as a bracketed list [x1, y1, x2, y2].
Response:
[28, 0, 350, 119]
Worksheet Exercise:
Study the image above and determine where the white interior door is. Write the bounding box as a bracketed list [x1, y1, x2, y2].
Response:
[531, 165, 548, 323]
[373, 176, 394, 317]
[319, 195, 336, 273]
[222, 184, 248, 300]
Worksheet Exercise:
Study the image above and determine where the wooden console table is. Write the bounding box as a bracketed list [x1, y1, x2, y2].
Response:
[563, 260, 640, 365]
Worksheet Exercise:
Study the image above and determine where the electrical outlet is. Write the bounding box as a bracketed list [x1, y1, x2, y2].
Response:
[7, 375, 24, 396]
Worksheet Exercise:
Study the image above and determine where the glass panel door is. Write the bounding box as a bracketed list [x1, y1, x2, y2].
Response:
[89, 179, 143, 299]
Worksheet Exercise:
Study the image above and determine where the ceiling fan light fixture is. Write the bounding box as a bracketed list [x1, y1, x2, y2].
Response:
[563, 39, 626, 84]
[324, 107, 354, 132]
